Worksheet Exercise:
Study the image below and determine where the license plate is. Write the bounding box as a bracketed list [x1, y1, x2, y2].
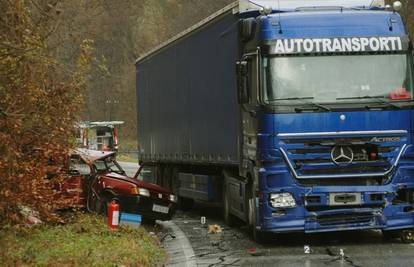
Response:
[329, 193, 362, 206]
[152, 204, 169, 214]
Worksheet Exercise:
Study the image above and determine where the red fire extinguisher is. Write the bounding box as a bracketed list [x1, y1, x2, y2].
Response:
[108, 200, 120, 231]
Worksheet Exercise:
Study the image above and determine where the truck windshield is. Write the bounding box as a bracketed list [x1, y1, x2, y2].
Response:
[264, 53, 414, 106]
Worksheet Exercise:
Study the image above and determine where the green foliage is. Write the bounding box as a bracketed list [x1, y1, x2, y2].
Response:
[0, 213, 166, 266]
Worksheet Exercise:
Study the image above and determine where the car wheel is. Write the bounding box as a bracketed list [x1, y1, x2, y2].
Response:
[400, 230, 414, 243]
[86, 189, 98, 213]
[97, 198, 108, 216]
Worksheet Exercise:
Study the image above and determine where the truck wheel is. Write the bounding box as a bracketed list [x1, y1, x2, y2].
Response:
[246, 183, 267, 243]
[223, 180, 237, 226]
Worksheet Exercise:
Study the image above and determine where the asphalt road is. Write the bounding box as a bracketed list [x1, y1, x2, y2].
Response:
[172, 203, 414, 267]
[118, 162, 414, 266]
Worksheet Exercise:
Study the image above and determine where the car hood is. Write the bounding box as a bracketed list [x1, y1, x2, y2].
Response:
[104, 172, 173, 195]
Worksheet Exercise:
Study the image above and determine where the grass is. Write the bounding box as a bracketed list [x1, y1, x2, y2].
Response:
[117, 153, 139, 163]
[117, 138, 139, 163]
[0, 213, 166, 267]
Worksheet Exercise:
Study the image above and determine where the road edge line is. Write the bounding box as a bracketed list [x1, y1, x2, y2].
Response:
[158, 220, 197, 267]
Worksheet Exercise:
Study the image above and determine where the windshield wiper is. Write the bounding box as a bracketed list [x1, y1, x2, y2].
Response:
[270, 97, 331, 112]
[336, 95, 400, 109]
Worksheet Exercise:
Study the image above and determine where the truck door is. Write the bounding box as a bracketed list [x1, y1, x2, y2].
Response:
[237, 50, 260, 176]
[225, 50, 260, 221]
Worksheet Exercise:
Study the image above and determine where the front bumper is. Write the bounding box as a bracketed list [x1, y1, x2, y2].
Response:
[257, 169, 414, 234]
[261, 206, 414, 234]
[117, 195, 176, 221]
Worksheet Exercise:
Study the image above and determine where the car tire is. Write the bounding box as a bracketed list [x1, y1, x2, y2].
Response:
[86, 188, 98, 213]
[97, 199, 108, 216]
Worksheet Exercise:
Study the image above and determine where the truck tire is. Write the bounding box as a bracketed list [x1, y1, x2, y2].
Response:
[223, 176, 237, 226]
[246, 182, 267, 243]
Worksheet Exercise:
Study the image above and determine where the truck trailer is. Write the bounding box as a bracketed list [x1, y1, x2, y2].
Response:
[135, 0, 414, 242]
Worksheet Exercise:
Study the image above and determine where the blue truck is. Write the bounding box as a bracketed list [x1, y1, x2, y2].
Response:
[135, 0, 414, 242]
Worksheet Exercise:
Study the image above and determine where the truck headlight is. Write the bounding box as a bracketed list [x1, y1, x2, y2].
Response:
[269, 193, 296, 208]
[169, 194, 177, 203]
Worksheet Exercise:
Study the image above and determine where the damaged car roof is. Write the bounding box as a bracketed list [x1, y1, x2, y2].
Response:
[73, 148, 115, 163]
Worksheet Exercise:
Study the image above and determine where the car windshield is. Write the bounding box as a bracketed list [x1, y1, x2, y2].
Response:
[93, 156, 125, 174]
[263, 53, 414, 104]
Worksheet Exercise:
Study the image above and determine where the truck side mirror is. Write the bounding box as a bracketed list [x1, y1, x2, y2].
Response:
[239, 18, 256, 42]
[236, 60, 250, 104]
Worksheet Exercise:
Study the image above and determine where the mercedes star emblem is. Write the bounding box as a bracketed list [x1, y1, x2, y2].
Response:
[331, 146, 354, 166]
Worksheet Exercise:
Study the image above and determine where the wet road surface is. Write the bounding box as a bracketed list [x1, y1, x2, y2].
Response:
[117, 162, 414, 266]
[172, 203, 414, 267]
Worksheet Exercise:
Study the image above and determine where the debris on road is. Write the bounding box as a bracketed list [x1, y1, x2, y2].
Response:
[201, 216, 206, 225]
[19, 205, 42, 226]
[248, 248, 264, 257]
[208, 224, 222, 234]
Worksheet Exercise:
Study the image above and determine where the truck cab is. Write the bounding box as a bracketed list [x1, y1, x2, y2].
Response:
[135, 0, 414, 242]
[237, 0, 414, 239]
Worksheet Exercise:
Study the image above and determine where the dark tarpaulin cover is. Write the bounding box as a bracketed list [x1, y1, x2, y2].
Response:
[136, 12, 240, 165]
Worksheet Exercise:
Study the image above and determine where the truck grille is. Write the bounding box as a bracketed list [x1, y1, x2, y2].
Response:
[278, 131, 407, 183]
[317, 212, 373, 226]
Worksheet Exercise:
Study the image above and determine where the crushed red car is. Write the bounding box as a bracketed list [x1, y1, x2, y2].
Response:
[56, 148, 177, 222]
